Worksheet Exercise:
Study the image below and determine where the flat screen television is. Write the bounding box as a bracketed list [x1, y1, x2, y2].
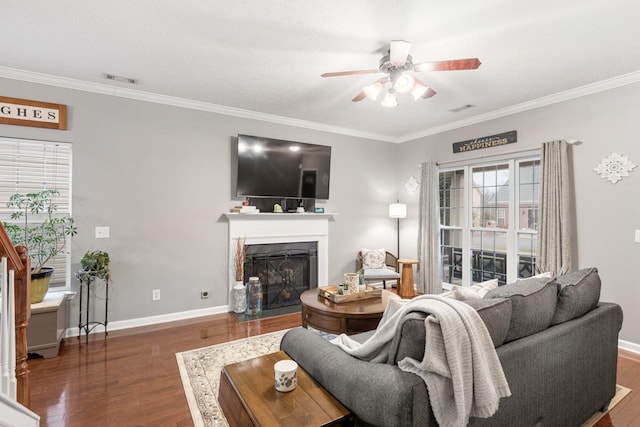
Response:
[236, 134, 331, 199]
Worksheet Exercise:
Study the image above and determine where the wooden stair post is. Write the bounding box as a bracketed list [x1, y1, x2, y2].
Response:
[14, 245, 31, 408]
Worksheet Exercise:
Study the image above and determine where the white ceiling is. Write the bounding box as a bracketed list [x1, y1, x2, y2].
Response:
[2, 0, 640, 143]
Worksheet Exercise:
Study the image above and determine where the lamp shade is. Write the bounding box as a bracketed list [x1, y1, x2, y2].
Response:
[389, 203, 407, 218]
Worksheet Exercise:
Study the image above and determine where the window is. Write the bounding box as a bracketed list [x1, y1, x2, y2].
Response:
[0, 137, 73, 289]
[439, 156, 540, 286]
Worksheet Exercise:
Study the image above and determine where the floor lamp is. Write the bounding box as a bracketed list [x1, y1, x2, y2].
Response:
[388, 201, 407, 259]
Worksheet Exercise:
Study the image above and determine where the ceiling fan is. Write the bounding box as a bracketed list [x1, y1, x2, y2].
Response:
[321, 40, 481, 107]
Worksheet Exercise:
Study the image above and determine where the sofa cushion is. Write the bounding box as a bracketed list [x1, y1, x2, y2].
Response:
[463, 298, 512, 347]
[485, 276, 557, 343]
[551, 267, 601, 325]
[387, 297, 512, 364]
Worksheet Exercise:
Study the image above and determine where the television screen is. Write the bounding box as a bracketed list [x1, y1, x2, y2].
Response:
[236, 134, 331, 199]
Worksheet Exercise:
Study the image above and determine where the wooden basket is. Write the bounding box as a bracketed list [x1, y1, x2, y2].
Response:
[318, 285, 382, 304]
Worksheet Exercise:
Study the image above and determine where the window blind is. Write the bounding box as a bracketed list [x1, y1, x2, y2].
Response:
[0, 137, 73, 287]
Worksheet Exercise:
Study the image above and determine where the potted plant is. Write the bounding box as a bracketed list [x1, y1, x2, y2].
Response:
[78, 250, 111, 282]
[4, 189, 77, 303]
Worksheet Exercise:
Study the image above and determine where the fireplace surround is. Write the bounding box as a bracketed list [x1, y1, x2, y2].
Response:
[224, 212, 334, 311]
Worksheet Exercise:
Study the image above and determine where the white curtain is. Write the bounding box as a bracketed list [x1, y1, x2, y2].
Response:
[417, 161, 441, 294]
[536, 140, 572, 276]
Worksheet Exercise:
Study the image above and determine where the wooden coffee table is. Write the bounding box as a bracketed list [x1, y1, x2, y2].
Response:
[219, 350, 351, 427]
[300, 288, 394, 335]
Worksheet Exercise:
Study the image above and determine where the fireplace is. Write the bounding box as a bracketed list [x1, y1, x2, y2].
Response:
[244, 242, 318, 310]
[225, 212, 332, 312]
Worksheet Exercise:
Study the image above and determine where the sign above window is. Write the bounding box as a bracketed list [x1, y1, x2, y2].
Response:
[0, 96, 67, 130]
[453, 130, 517, 154]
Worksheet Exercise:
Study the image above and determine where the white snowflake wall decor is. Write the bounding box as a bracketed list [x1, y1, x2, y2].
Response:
[594, 152, 637, 184]
[405, 175, 420, 194]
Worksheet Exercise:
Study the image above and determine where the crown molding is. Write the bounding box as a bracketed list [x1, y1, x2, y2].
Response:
[3, 66, 640, 144]
[399, 70, 640, 143]
[0, 66, 394, 142]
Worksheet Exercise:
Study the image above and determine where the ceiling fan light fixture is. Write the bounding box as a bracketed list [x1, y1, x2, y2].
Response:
[381, 89, 398, 108]
[410, 81, 429, 100]
[363, 81, 384, 101]
[394, 73, 415, 93]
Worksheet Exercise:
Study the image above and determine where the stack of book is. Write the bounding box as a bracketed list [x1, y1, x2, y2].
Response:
[231, 205, 260, 214]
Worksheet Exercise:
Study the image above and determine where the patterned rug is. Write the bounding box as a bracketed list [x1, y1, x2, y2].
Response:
[176, 330, 631, 427]
[176, 329, 289, 427]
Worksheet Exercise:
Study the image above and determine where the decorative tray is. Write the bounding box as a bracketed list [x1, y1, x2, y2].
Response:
[318, 285, 382, 304]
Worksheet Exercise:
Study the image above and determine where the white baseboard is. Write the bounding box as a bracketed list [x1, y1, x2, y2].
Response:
[619, 339, 640, 355]
[65, 304, 229, 338]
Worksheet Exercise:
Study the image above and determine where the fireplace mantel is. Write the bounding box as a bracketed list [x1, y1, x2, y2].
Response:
[225, 212, 336, 310]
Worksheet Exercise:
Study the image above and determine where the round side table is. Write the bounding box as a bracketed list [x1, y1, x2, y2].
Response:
[397, 259, 418, 299]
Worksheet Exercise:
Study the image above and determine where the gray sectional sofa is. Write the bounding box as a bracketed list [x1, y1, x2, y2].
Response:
[281, 267, 623, 427]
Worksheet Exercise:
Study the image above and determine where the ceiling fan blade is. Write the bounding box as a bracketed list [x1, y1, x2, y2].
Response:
[414, 58, 482, 72]
[321, 69, 380, 78]
[390, 40, 412, 66]
[352, 91, 367, 102]
[412, 77, 437, 99]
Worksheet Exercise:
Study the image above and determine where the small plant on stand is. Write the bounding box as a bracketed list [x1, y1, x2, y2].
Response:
[78, 250, 111, 282]
[232, 237, 247, 313]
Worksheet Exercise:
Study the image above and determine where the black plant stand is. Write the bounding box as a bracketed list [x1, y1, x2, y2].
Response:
[76, 270, 109, 344]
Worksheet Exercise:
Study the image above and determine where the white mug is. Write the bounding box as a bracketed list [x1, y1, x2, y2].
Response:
[274, 360, 298, 392]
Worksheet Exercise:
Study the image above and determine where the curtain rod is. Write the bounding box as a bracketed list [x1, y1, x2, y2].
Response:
[427, 139, 582, 167]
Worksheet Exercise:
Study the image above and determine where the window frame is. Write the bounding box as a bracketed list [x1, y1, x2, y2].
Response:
[439, 152, 540, 286]
[0, 136, 73, 290]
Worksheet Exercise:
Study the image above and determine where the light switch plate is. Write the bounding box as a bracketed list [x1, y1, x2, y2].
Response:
[95, 226, 110, 238]
[635, 230, 640, 243]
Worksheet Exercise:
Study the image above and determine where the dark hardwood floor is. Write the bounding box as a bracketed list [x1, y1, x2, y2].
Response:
[27, 312, 640, 426]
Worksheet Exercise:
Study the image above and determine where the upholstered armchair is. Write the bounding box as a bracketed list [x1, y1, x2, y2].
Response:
[357, 249, 401, 289]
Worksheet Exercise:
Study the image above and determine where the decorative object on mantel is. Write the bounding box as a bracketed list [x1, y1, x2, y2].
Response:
[405, 175, 420, 194]
[452, 130, 517, 154]
[273, 204, 283, 213]
[594, 152, 637, 184]
[232, 237, 247, 313]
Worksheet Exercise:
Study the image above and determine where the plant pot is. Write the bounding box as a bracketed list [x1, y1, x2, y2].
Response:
[30, 267, 54, 304]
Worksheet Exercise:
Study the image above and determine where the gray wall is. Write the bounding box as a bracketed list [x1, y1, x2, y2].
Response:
[396, 82, 640, 348]
[3, 76, 639, 350]
[0, 78, 400, 327]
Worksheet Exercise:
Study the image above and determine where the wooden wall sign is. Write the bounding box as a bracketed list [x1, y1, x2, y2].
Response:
[453, 130, 517, 153]
[0, 96, 67, 130]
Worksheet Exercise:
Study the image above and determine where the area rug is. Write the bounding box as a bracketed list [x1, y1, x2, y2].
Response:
[177, 331, 631, 427]
[582, 384, 631, 427]
[176, 329, 289, 427]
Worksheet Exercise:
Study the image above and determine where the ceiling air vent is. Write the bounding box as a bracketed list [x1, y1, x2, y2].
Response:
[103, 73, 138, 84]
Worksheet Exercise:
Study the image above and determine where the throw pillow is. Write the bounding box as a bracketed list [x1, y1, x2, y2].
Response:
[485, 275, 557, 343]
[361, 248, 386, 269]
[441, 279, 498, 301]
[470, 278, 499, 297]
[550, 267, 601, 325]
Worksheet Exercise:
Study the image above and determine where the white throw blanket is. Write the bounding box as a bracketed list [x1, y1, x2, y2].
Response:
[331, 295, 511, 427]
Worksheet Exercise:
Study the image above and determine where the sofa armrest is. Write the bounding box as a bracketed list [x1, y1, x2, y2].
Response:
[281, 328, 436, 427]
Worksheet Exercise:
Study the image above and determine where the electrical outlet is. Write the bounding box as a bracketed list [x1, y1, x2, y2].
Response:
[635, 230, 640, 243]
[152, 289, 160, 301]
[200, 291, 209, 299]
